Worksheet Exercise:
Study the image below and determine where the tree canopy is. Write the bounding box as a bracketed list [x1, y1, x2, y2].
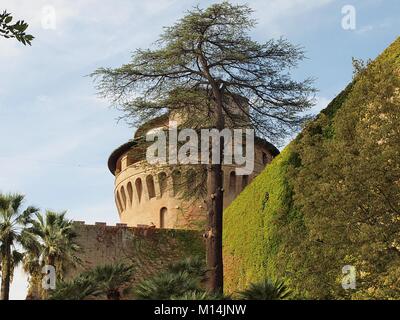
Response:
[92, 1, 315, 143]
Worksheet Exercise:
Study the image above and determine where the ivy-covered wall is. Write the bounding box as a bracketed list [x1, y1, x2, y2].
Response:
[69, 222, 205, 286]
[223, 37, 400, 299]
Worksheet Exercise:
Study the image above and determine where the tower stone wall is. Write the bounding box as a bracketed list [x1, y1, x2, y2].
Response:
[109, 115, 279, 229]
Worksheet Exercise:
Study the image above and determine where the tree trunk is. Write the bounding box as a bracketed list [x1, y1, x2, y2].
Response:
[26, 273, 42, 300]
[1, 243, 11, 300]
[197, 51, 226, 293]
[206, 163, 224, 294]
[47, 256, 56, 268]
[107, 290, 121, 300]
[206, 89, 225, 294]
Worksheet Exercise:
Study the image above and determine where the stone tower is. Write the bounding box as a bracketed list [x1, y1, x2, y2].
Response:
[108, 113, 279, 229]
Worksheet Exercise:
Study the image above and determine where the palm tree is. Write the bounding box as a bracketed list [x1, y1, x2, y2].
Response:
[0, 193, 39, 300]
[49, 263, 135, 300]
[238, 279, 292, 300]
[134, 271, 199, 300]
[134, 256, 208, 300]
[49, 275, 99, 300]
[166, 256, 207, 281]
[22, 249, 42, 300]
[86, 263, 134, 300]
[24, 210, 81, 298]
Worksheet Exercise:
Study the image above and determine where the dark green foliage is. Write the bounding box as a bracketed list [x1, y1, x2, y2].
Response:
[158, 229, 205, 258]
[238, 279, 292, 300]
[166, 256, 207, 281]
[25, 211, 81, 276]
[86, 263, 135, 300]
[134, 256, 208, 300]
[0, 193, 39, 300]
[49, 263, 135, 300]
[134, 271, 199, 300]
[224, 37, 400, 299]
[0, 10, 34, 45]
[172, 290, 231, 300]
[49, 276, 99, 300]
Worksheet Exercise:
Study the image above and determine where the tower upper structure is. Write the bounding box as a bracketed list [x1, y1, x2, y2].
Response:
[108, 112, 279, 229]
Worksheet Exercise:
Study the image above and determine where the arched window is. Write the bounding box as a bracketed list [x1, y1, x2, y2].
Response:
[172, 170, 182, 196]
[229, 171, 236, 195]
[135, 178, 143, 203]
[158, 172, 167, 197]
[116, 191, 123, 213]
[146, 175, 156, 199]
[241, 175, 249, 190]
[120, 186, 127, 210]
[160, 207, 167, 228]
[262, 152, 269, 165]
[127, 182, 133, 206]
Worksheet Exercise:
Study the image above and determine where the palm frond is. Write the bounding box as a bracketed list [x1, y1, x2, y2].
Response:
[166, 256, 207, 281]
[49, 276, 99, 300]
[238, 279, 292, 300]
[134, 271, 199, 300]
[172, 290, 231, 300]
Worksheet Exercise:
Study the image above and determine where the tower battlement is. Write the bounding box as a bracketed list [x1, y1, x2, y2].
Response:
[67, 219, 205, 293]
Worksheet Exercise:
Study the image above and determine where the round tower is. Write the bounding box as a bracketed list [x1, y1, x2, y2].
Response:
[108, 114, 279, 230]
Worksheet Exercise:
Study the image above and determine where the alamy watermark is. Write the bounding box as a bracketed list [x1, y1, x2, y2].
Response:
[341, 265, 356, 290]
[341, 5, 356, 30]
[41, 5, 57, 30]
[42, 265, 56, 290]
[145, 121, 255, 176]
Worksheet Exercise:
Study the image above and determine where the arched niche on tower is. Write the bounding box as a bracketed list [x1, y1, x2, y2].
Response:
[120, 186, 127, 210]
[146, 175, 156, 199]
[116, 190, 123, 213]
[135, 178, 143, 203]
[160, 207, 167, 228]
[127, 182, 133, 207]
[172, 170, 182, 197]
[158, 172, 167, 197]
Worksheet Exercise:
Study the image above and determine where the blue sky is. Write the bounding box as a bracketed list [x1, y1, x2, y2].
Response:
[1, 0, 399, 299]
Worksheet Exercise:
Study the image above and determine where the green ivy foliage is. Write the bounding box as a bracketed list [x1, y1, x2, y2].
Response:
[223, 37, 400, 299]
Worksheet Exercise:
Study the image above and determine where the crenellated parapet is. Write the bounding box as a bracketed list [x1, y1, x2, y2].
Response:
[68, 219, 205, 296]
